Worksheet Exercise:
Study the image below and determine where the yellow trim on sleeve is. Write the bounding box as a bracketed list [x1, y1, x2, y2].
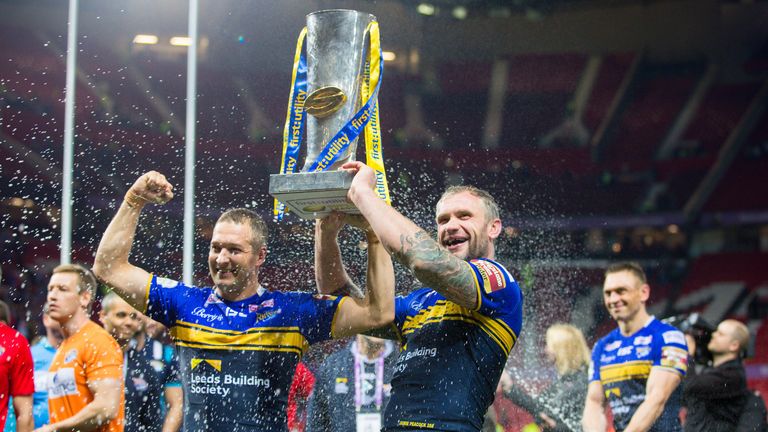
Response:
[330, 296, 349, 339]
[466, 261, 483, 312]
[142, 273, 154, 314]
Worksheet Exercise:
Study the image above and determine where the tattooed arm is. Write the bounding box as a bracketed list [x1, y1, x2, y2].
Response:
[343, 162, 478, 310]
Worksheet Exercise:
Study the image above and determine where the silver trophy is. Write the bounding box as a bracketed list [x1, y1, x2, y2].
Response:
[269, 10, 378, 219]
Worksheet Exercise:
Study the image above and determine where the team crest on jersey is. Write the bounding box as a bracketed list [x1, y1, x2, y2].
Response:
[64, 349, 78, 363]
[204, 294, 223, 306]
[156, 277, 179, 289]
[470, 259, 507, 293]
[335, 377, 349, 394]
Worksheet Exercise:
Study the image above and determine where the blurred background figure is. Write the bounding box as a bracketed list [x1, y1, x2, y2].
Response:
[4, 306, 61, 431]
[499, 323, 590, 431]
[30, 308, 61, 429]
[680, 318, 767, 431]
[0, 300, 34, 432]
[42, 264, 124, 432]
[287, 362, 315, 432]
[307, 335, 397, 432]
[134, 314, 182, 432]
[100, 292, 164, 432]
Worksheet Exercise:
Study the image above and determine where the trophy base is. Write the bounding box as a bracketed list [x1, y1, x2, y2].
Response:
[269, 171, 358, 219]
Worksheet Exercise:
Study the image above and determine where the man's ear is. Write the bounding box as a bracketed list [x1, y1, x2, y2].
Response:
[488, 219, 502, 240]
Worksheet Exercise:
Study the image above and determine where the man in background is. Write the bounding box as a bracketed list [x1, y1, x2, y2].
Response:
[583, 262, 688, 432]
[307, 335, 397, 432]
[134, 314, 182, 432]
[0, 300, 34, 432]
[38, 264, 123, 432]
[101, 292, 164, 432]
[683, 319, 749, 431]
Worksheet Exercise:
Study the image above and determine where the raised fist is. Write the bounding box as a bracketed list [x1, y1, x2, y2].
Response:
[125, 171, 174, 207]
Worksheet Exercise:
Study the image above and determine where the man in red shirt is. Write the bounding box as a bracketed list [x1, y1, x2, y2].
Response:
[0, 300, 34, 432]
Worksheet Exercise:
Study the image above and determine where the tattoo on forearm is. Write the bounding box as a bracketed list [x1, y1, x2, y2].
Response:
[393, 230, 476, 308]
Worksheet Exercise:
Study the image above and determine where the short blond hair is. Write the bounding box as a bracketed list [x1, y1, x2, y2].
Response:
[546, 324, 591, 375]
[52, 264, 98, 298]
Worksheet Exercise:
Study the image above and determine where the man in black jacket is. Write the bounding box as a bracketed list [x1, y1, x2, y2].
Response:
[683, 319, 750, 431]
[306, 335, 397, 432]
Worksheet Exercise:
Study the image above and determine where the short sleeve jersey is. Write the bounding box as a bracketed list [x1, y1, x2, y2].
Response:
[143, 274, 344, 432]
[47, 320, 125, 432]
[0, 322, 34, 427]
[383, 258, 523, 431]
[589, 317, 688, 431]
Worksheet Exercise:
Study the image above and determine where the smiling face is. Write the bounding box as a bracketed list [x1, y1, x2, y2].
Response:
[602, 270, 649, 323]
[435, 191, 501, 260]
[101, 296, 140, 345]
[208, 220, 265, 298]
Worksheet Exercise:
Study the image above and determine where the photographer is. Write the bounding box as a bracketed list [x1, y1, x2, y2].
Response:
[682, 319, 749, 431]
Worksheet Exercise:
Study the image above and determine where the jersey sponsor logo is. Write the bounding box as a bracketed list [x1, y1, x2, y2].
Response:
[64, 349, 78, 363]
[189, 358, 271, 397]
[600, 354, 616, 363]
[662, 330, 686, 346]
[471, 259, 507, 293]
[225, 308, 247, 318]
[605, 340, 622, 351]
[191, 358, 222, 371]
[617, 346, 633, 356]
[191, 307, 224, 322]
[633, 335, 652, 346]
[409, 300, 424, 311]
[335, 377, 349, 394]
[636, 346, 651, 358]
[255, 308, 282, 322]
[48, 368, 78, 399]
[248, 299, 275, 313]
[34, 370, 51, 392]
[131, 376, 149, 392]
[157, 277, 179, 289]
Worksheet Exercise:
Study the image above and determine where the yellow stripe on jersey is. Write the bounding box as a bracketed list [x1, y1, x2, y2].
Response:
[467, 261, 483, 312]
[401, 301, 517, 355]
[171, 321, 309, 356]
[142, 273, 154, 314]
[600, 360, 653, 384]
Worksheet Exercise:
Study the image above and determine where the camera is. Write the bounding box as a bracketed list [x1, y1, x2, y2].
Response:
[661, 313, 715, 365]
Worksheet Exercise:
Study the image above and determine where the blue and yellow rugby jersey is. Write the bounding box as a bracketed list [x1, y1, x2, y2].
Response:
[383, 258, 522, 431]
[143, 274, 344, 432]
[589, 317, 688, 432]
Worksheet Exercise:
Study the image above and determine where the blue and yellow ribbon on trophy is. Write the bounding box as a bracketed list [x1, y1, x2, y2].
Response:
[274, 20, 390, 221]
